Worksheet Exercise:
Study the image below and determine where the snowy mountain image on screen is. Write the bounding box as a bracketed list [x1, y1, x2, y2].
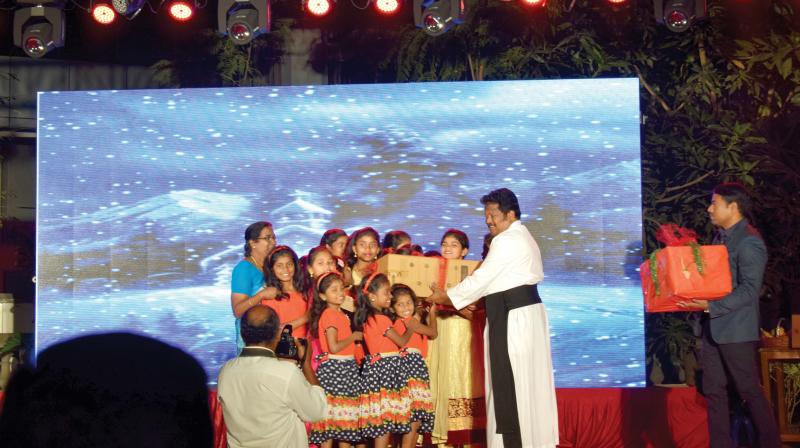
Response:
[36, 80, 645, 387]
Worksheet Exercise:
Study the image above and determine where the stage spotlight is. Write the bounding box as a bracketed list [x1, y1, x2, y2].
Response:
[167, 0, 194, 21]
[375, 0, 400, 14]
[12, 4, 65, 59]
[304, 0, 333, 16]
[413, 0, 466, 36]
[111, 0, 145, 16]
[92, 3, 116, 23]
[653, 0, 706, 33]
[521, 0, 545, 6]
[218, 0, 270, 45]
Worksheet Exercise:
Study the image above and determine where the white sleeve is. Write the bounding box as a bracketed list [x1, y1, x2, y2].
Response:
[447, 234, 516, 310]
[286, 369, 328, 422]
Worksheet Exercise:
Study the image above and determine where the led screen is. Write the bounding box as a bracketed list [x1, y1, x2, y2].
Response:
[36, 79, 645, 387]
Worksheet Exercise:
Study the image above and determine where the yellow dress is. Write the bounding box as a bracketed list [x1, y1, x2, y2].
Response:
[426, 311, 486, 445]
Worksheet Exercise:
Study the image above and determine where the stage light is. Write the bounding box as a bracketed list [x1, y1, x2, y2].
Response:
[167, 0, 194, 21]
[218, 0, 270, 45]
[521, 0, 545, 6]
[375, 0, 400, 14]
[304, 0, 332, 16]
[413, 0, 466, 36]
[111, 0, 145, 16]
[92, 3, 116, 23]
[653, 0, 706, 33]
[12, 4, 65, 59]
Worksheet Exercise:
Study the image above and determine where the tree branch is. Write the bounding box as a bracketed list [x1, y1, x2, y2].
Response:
[663, 172, 713, 193]
[467, 54, 476, 81]
[635, 65, 672, 113]
[655, 190, 694, 205]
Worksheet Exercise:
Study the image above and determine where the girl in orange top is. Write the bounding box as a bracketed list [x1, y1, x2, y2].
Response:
[263, 245, 309, 338]
[305, 245, 338, 371]
[354, 272, 419, 448]
[391, 284, 437, 444]
[344, 227, 381, 292]
[321, 228, 349, 272]
[309, 271, 364, 447]
[308, 243, 366, 365]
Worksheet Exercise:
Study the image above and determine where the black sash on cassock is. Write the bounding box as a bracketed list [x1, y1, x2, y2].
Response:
[484, 283, 542, 448]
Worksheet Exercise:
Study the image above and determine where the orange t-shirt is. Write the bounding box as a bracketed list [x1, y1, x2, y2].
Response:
[318, 308, 355, 356]
[392, 318, 428, 357]
[363, 314, 399, 355]
[265, 290, 308, 338]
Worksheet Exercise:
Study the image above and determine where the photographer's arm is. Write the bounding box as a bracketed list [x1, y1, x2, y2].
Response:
[286, 353, 327, 422]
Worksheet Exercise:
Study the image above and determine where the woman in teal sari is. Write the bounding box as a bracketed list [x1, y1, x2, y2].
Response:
[230, 221, 279, 353]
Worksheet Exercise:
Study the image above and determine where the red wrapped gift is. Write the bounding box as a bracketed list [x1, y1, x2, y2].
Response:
[640, 224, 733, 313]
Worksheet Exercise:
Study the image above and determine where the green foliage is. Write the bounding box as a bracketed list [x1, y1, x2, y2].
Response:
[151, 19, 294, 87]
[0, 332, 22, 356]
[781, 362, 800, 426]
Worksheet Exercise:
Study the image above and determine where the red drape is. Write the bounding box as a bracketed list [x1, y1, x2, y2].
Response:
[556, 387, 708, 448]
[208, 389, 227, 448]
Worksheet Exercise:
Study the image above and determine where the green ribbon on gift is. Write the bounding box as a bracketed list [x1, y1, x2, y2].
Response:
[648, 243, 705, 297]
[688, 241, 704, 275]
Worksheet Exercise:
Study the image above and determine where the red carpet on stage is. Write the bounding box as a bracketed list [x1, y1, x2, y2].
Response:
[208, 387, 709, 448]
[1, 387, 707, 447]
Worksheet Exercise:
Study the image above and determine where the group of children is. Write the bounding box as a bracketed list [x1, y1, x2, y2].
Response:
[310, 269, 435, 448]
[232, 224, 487, 447]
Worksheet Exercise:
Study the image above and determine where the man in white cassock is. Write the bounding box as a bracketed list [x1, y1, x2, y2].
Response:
[429, 188, 558, 448]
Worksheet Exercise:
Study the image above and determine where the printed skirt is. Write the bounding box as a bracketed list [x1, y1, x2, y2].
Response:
[403, 349, 435, 434]
[359, 353, 412, 438]
[309, 356, 363, 444]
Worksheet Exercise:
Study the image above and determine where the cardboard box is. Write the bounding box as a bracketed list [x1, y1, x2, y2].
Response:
[376, 254, 479, 297]
[640, 245, 732, 313]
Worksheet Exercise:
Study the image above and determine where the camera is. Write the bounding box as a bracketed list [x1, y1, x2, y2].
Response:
[275, 325, 307, 360]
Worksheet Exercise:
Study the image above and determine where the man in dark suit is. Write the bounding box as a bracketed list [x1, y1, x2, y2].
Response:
[680, 182, 780, 448]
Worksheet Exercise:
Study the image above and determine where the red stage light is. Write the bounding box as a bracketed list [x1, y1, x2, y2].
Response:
[229, 22, 251, 40]
[92, 3, 117, 24]
[521, 0, 545, 7]
[24, 37, 46, 57]
[168, 1, 194, 21]
[607, 0, 626, 3]
[306, 0, 331, 16]
[665, 9, 689, 29]
[375, 0, 399, 14]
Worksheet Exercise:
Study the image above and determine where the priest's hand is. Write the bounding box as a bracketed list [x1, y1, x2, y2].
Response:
[427, 284, 453, 307]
